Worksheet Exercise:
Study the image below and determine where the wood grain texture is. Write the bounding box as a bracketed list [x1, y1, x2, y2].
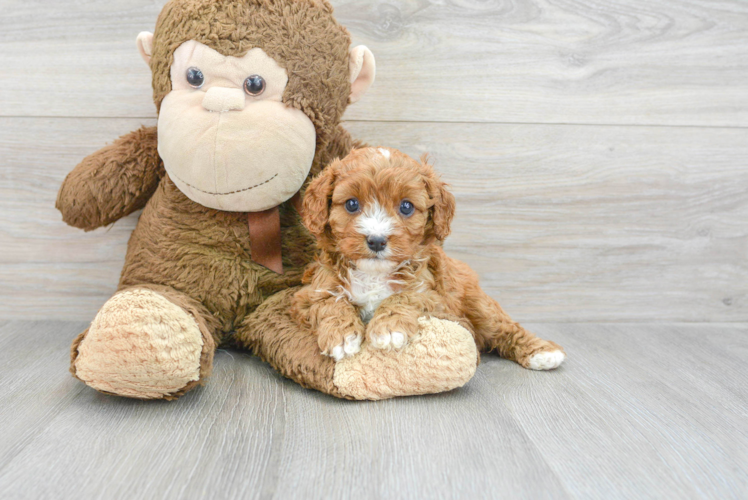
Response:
[0, 322, 746, 499]
[487, 323, 748, 499]
[1, 117, 746, 322]
[1, 0, 747, 126]
[0, 321, 87, 471]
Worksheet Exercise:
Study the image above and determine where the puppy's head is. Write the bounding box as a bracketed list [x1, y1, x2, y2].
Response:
[302, 147, 455, 264]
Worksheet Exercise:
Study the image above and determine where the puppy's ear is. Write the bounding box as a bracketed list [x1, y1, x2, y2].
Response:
[420, 155, 456, 241]
[302, 160, 339, 237]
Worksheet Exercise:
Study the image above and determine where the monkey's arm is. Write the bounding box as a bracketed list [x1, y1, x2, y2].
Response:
[56, 126, 164, 231]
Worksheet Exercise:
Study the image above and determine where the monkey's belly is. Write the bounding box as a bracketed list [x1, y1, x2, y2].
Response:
[118, 179, 312, 332]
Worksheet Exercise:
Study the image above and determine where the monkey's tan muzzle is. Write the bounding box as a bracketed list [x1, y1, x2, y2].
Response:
[202, 87, 246, 113]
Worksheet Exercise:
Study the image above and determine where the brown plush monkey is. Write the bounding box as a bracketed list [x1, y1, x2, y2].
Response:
[57, 0, 479, 400]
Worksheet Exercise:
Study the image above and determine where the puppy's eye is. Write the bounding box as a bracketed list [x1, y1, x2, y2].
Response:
[344, 198, 360, 214]
[244, 75, 266, 96]
[186, 67, 205, 88]
[399, 200, 415, 217]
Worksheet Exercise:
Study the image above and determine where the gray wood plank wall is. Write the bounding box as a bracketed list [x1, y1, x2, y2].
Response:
[0, 0, 746, 322]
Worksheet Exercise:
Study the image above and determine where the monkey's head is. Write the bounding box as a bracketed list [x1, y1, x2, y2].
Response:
[136, 0, 375, 212]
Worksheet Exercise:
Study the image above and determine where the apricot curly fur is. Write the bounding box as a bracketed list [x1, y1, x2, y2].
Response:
[294, 148, 565, 366]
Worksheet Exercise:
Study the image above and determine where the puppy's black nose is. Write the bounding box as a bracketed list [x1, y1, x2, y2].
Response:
[367, 236, 387, 253]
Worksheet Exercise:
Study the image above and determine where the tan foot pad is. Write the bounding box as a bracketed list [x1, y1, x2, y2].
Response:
[74, 288, 204, 399]
[333, 317, 478, 400]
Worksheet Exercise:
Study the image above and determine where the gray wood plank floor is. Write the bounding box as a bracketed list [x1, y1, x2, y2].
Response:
[0, 321, 746, 500]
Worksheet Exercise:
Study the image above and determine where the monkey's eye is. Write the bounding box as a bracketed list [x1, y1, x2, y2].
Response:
[399, 200, 415, 217]
[186, 67, 205, 89]
[345, 198, 360, 214]
[244, 75, 266, 96]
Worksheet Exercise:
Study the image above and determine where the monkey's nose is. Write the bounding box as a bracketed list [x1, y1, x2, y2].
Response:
[202, 87, 246, 112]
[367, 236, 387, 253]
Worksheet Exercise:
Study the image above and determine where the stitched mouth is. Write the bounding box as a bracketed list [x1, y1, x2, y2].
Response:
[172, 173, 278, 196]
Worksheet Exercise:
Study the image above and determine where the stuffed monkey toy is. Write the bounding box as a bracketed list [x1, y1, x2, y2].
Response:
[57, 0, 479, 400]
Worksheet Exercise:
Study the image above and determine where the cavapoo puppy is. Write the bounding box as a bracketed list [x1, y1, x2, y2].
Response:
[292, 147, 565, 371]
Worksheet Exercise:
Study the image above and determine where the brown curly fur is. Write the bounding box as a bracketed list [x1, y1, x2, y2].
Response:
[293, 148, 565, 367]
[59, 0, 366, 398]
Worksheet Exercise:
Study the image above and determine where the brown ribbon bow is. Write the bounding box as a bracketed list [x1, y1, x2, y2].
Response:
[246, 192, 303, 274]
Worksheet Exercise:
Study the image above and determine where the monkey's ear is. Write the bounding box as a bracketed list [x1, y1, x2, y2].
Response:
[136, 32, 154, 66]
[349, 46, 376, 104]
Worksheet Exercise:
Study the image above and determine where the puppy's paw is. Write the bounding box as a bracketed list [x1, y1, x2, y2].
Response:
[527, 350, 566, 370]
[344, 333, 363, 356]
[366, 319, 412, 350]
[390, 331, 407, 349]
[319, 332, 363, 362]
[369, 331, 396, 349]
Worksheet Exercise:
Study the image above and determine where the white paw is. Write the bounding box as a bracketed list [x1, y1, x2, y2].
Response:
[331, 344, 345, 362]
[369, 331, 391, 349]
[390, 331, 406, 349]
[322, 334, 361, 361]
[369, 331, 408, 350]
[328, 334, 363, 362]
[344, 334, 362, 356]
[528, 350, 566, 370]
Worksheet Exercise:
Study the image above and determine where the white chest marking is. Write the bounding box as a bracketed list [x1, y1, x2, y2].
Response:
[348, 259, 398, 323]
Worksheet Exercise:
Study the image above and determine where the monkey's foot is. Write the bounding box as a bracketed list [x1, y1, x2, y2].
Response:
[71, 288, 215, 400]
[333, 317, 478, 400]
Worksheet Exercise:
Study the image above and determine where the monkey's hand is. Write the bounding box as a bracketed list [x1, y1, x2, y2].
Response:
[56, 126, 164, 231]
